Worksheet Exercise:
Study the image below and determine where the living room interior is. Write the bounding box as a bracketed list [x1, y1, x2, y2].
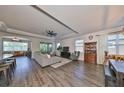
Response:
[0, 5, 124, 87]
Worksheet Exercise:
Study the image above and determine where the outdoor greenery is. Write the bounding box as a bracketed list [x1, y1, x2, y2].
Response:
[3, 41, 28, 51]
[40, 42, 52, 54]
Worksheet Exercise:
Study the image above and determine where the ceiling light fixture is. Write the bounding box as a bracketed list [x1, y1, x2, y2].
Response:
[46, 30, 57, 37]
[12, 37, 20, 41]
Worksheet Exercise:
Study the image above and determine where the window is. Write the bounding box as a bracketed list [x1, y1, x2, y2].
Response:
[107, 33, 124, 55]
[40, 42, 52, 54]
[3, 41, 28, 51]
[56, 43, 60, 49]
[75, 40, 84, 52]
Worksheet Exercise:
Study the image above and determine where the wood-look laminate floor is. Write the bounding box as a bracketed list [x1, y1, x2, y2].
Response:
[8, 56, 104, 87]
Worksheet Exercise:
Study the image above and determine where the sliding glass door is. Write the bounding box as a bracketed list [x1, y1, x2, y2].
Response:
[3, 41, 28, 53]
[40, 42, 52, 54]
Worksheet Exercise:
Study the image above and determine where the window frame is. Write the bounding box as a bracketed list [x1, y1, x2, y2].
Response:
[40, 42, 53, 54]
[107, 33, 124, 55]
[2, 40, 29, 52]
[75, 39, 84, 52]
[56, 43, 61, 49]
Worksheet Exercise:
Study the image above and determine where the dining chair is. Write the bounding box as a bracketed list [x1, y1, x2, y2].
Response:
[5, 57, 16, 69]
[0, 62, 14, 75]
[0, 65, 11, 85]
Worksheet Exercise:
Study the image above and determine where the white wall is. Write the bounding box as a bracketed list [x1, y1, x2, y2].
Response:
[0, 31, 55, 58]
[59, 26, 124, 64]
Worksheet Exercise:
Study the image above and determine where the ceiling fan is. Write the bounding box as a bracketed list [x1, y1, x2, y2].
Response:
[46, 30, 57, 37]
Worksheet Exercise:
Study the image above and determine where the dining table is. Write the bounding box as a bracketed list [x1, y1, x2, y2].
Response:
[0, 54, 13, 62]
[109, 59, 124, 87]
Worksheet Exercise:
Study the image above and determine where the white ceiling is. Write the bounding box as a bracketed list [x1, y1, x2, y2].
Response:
[39, 5, 124, 33]
[0, 5, 75, 38]
[0, 5, 124, 39]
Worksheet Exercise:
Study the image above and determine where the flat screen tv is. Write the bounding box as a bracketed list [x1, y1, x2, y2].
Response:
[63, 47, 69, 52]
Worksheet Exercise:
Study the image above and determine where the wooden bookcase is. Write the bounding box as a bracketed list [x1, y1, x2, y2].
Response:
[84, 42, 97, 64]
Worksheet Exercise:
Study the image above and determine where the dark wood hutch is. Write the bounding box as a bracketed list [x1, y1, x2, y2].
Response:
[84, 42, 97, 64]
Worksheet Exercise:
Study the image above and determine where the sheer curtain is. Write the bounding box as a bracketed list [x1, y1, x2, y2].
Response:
[97, 34, 108, 64]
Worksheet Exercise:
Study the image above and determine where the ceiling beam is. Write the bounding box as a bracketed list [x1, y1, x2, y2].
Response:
[30, 5, 78, 34]
[6, 28, 52, 40]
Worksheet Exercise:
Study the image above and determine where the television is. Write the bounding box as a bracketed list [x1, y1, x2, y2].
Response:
[63, 47, 69, 52]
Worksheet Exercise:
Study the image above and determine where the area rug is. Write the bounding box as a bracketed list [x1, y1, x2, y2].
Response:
[51, 58, 72, 68]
